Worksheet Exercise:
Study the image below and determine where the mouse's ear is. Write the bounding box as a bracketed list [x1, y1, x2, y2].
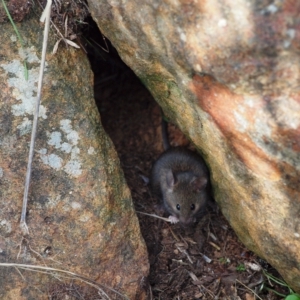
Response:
[166, 170, 177, 189]
[191, 176, 207, 192]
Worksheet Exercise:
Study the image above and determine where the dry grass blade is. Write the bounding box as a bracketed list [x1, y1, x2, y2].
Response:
[2, 0, 24, 45]
[52, 16, 80, 54]
[52, 38, 80, 54]
[0, 263, 128, 299]
[236, 279, 264, 300]
[175, 244, 193, 264]
[201, 253, 212, 263]
[52, 38, 62, 54]
[20, 0, 52, 234]
[136, 211, 173, 222]
[209, 241, 221, 251]
[1, 0, 28, 79]
[65, 38, 80, 48]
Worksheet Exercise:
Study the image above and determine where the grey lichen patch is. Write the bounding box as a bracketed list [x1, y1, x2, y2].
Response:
[0, 220, 12, 236]
[39, 150, 63, 170]
[48, 131, 62, 149]
[64, 159, 82, 177]
[88, 147, 95, 155]
[17, 117, 33, 136]
[10, 35, 17, 42]
[0, 46, 47, 121]
[70, 201, 82, 210]
[38, 119, 83, 177]
[60, 119, 79, 145]
[79, 213, 92, 222]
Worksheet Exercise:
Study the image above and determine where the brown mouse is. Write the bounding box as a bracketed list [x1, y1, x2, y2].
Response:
[150, 116, 210, 226]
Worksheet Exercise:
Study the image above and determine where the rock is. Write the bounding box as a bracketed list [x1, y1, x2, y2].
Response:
[89, 0, 300, 292]
[0, 16, 148, 299]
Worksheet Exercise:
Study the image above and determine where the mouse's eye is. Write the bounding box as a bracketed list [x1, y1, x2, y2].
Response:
[176, 204, 180, 211]
[190, 204, 195, 211]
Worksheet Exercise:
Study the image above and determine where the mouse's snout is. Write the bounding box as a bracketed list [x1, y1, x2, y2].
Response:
[179, 215, 196, 227]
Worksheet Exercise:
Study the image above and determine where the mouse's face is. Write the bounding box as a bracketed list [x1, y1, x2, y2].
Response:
[163, 171, 208, 226]
[164, 186, 207, 225]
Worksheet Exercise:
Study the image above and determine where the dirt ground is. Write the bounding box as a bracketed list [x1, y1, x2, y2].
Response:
[88, 24, 290, 300]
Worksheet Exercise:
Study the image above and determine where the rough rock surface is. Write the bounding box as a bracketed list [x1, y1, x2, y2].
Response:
[89, 0, 300, 292]
[0, 16, 148, 299]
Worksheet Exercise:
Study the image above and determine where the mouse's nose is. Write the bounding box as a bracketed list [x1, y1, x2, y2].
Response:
[179, 216, 195, 227]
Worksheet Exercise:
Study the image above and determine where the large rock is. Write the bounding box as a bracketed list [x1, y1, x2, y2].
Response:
[0, 16, 148, 299]
[89, 0, 300, 291]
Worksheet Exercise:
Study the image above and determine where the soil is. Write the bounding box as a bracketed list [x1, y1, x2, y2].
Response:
[88, 23, 290, 300]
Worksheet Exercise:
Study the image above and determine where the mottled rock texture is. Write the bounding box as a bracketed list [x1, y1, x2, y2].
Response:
[0, 16, 148, 299]
[89, 0, 300, 291]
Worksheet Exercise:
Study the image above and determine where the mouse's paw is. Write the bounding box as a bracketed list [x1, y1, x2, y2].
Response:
[168, 215, 179, 224]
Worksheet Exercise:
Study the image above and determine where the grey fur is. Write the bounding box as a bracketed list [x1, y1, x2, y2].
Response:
[151, 147, 210, 225]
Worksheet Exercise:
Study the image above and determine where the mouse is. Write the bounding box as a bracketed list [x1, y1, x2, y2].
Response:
[150, 114, 210, 226]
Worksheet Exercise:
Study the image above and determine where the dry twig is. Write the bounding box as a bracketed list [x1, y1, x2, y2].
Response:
[0, 263, 128, 299]
[21, 0, 52, 235]
[136, 211, 173, 222]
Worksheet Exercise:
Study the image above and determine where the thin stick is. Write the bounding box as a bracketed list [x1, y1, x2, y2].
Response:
[0, 263, 127, 299]
[20, 0, 52, 234]
[136, 211, 172, 222]
[236, 279, 264, 300]
[176, 245, 193, 264]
